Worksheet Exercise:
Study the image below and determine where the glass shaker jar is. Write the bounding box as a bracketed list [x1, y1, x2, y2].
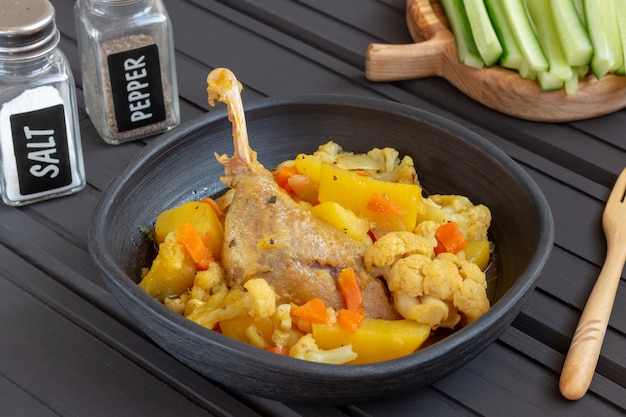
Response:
[74, 0, 180, 145]
[0, 0, 86, 207]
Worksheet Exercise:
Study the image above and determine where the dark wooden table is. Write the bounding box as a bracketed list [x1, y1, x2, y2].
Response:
[2, 0, 625, 415]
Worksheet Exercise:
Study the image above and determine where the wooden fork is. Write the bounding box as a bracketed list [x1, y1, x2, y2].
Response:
[560, 167, 626, 400]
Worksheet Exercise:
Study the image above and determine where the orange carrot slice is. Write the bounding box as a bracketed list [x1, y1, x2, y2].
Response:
[273, 165, 299, 190]
[201, 197, 224, 218]
[338, 267, 362, 310]
[292, 297, 330, 324]
[337, 308, 366, 333]
[175, 221, 213, 270]
[434, 221, 467, 254]
[366, 192, 407, 215]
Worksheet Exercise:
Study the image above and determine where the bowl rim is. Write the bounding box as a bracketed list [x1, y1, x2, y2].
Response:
[88, 94, 555, 381]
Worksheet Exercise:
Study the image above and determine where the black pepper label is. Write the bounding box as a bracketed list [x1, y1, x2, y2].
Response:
[108, 44, 166, 132]
[10, 104, 73, 196]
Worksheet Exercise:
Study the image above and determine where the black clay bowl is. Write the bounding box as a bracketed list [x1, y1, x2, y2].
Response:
[89, 95, 554, 405]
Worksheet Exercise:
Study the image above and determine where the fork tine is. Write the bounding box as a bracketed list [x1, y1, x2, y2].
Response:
[603, 167, 626, 239]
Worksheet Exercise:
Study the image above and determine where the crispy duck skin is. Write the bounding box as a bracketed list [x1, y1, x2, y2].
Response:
[207, 68, 397, 319]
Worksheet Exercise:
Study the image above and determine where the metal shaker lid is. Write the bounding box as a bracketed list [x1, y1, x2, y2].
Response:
[0, 0, 59, 57]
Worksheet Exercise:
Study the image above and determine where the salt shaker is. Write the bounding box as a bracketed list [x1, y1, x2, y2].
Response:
[74, 0, 180, 145]
[0, 0, 86, 207]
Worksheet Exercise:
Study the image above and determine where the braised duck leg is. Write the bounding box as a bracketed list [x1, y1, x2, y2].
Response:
[207, 68, 397, 319]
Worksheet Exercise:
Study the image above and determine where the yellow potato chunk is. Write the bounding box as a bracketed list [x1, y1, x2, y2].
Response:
[312, 319, 430, 364]
[294, 153, 323, 183]
[463, 240, 491, 271]
[219, 315, 274, 348]
[138, 239, 197, 301]
[310, 201, 370, 240]
[154, 200, 223, 259]
[318, 163, 424, 232]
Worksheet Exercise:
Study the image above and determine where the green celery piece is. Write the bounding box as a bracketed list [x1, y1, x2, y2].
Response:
[549, 0, 592, 66]
[616, 0, 626, 76]
[573, 0, 587, 27]
[498, 0, 549, 72]
[584, 0, 622, 78]
[607, 0, 625, 73]
[463, 0, 503, 66]
[484, 0, 524, 69]
[526, 0, 573, 86]
[440, 0, 485, 68]
[575, 65, 590, 77]
[564, 71, 579, 95]
[537, 71, 564, 92]
[519, 60, 537, 80]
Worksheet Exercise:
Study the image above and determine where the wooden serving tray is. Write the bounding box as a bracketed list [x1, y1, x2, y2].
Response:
[365, 0, 626, 122]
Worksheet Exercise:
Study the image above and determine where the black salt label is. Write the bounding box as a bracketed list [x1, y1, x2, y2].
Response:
[10, 104, 73, 196]
[108, 44, 166, 132]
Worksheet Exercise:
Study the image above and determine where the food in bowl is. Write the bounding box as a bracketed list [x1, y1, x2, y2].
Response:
[137, 68, 493, 364]
[89, 90, 554, 403]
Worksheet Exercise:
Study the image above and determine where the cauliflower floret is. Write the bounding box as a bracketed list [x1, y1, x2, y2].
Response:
[363, 231, 434, 280]
[270, 304, 295, 348]
[313, 141, 342, 163]
[422, 256, 462, 300]
[289, 334, 358, 364]
[187, 278, 280, 329]
[163, 261, 227, 315]
[190, 262, 227, 302]
[422, 253, 489, 322]
[429, 194, 491, 241]
[386, 253, 430, 296]
[185, 287, 249, 329]
[394, 292, 459, 329]
[243, 325, 271, 349]
[244, 278, 276, 320]
[436, 253, 489, 322]
[405, 252, 488, 327]
[365, 232, 490, 329]
[364, 147, 418, 184]
[312, 141, 419, 184]
[163, 293, 189, 314]
[413, 220, 440, 249]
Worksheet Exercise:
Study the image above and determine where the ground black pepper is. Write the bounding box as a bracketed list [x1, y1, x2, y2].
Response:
[75, 0, 180, 145]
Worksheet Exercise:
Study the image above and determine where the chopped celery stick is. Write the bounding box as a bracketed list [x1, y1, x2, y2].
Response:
[573, 66, 590, 79]
[573, 0, 586, 26]
[606, 0, 624, 72]
[519, 60, 537, 80]
[463, 0, 502, 66]
[549, 0, 592, 66]
[584, 0, 620, 78]
[499, 0, 548, 72]
[441, 0, 484, 68]
[613, 0, 626, 75]
[564, 71, 579, 95]
[526, 0, 573, 87]
[484, 0, 523, 69]
[537, 72, 564, 92]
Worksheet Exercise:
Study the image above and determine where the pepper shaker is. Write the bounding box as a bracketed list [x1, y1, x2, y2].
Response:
[0, 0, 86, 207]
[74, 0, 180, 145]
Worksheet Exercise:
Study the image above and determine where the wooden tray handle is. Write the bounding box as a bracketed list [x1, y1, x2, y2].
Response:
[366, 0, 453, 82]
[365, 33, 450, 82]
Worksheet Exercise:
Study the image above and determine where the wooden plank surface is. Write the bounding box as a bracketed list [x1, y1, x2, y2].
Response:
[0, 0, 624, 415]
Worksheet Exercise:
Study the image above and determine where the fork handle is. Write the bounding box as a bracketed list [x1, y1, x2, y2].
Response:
[559, 244, 626, 400]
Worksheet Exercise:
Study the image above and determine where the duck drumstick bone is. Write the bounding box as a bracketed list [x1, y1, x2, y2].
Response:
[206, 68, 397, 319]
